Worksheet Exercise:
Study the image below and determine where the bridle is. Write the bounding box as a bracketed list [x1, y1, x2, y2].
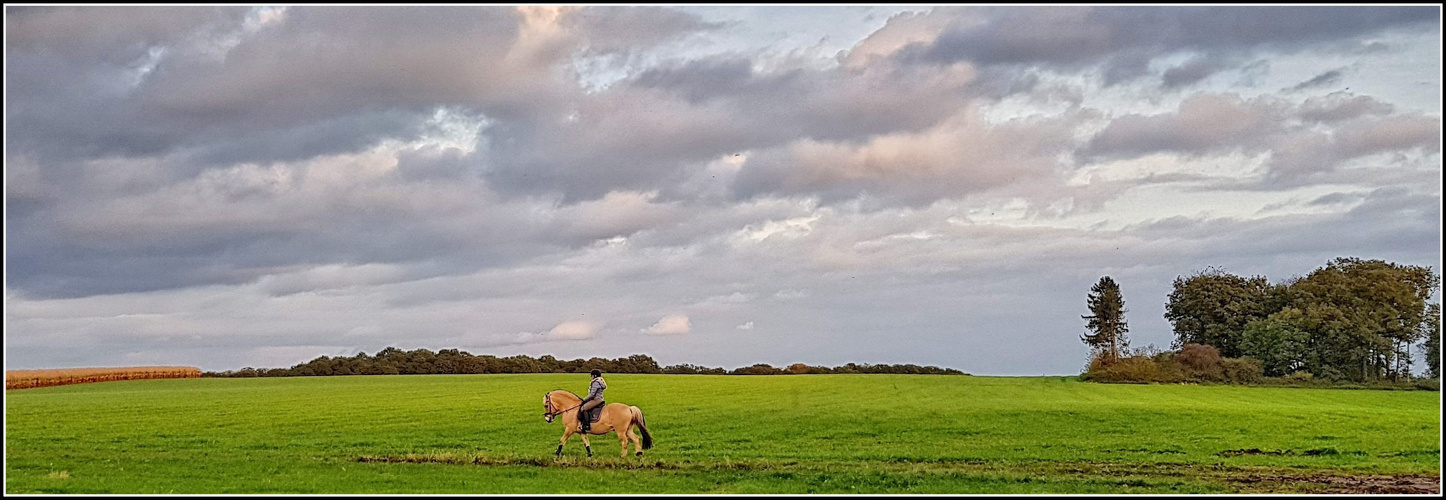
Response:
[543, 392, 581, 423]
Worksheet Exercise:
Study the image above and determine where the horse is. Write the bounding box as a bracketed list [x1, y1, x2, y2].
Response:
[542, 389, 652, 458]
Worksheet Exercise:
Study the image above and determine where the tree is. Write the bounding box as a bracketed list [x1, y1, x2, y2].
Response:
[1280, 258, 1440, 382]
[1082, 276, 1130, 361]
[1240, 309, 1312, 377]
[1164, 268, 1280, 358]
[1422, 303, 1441, 379]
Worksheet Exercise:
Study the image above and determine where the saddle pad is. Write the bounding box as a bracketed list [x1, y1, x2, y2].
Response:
[584, 401, 605, 423]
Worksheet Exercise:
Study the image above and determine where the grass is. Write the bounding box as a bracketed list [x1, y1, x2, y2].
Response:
[5, 374, 1441, 493]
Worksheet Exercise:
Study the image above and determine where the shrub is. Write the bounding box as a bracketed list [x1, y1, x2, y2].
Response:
[1083, 347, 1262, 385]
[1283, 370, 1315, 383]
[1175, 343, 1224, 381]
[1221, 357, 1264, 384]
[1083, 353, 1186, 384]
[730, 364, 783, 375]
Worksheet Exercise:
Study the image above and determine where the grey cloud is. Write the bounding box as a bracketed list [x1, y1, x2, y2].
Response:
[1084, 93, 1440, 184]
[4, 6, 248, 65]
[1267, 115, 1440, 179]
[1085, 94, 1284, 159]
[890, 6, 1436, 90]
[564, 6, 725, 54]
[6, 6, 724, 173]
[1286, 69, 1346, 92]
[731, 108, 1087, 206]
[1296, 93, 1395, 122]
[967, 68, 1045, 100]
[1126, 187, 1440, 264]
[912, 6, 1436, 68]
[1308, 191, 1366, 207]
[482, 56, 977, 202]
[6, 7, 522, 169]
[1161, 56, 1234, 89]
[7, 182, 1438, 373]
[630, 57, 758, 103]
[1099, 49, 1155, 87]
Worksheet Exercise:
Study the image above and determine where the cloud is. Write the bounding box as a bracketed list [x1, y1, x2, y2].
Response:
[1084, 92, 1440, 185]
[3, 6, 1438, 377]
[732, 103, 1087, 205]
[1296, 92, 1395, 122]
[774, 289, 810, 300]
[1160, 55, 1235, 89]
[905, 6, 1436, 68]
[483, 52, 979, 202]
[1286, 68, 1347, 92]
[515, 320, 601, 344]
[641, 314, 691, 335]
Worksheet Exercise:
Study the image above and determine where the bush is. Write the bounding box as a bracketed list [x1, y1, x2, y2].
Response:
[1083, 353, 1186, 384]
[1083, 346, 1262, 385]
[730, 363, 783, 375]
[1221, 357, 1264, 383]
[1176, 343, 1224, 381]
[1283, 370, 1315, 383]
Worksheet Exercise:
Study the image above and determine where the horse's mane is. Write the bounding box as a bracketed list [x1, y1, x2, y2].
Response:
[548, 389, 582, 400]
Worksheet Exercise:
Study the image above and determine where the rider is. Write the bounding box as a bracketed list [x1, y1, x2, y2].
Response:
[578, 369, 606, 433]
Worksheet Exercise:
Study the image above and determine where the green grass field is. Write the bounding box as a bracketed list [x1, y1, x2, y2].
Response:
[5, 374, 1441, 493]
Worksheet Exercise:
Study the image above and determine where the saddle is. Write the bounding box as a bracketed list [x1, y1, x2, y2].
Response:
[582, 400, 605, 423]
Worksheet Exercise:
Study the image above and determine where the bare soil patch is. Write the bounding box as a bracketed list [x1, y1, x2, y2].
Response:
[1230, 472, 1440, 494]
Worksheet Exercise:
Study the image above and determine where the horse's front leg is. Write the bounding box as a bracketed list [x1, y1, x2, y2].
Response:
[580, 433, 592, 457]
[556, 428, 573, 457]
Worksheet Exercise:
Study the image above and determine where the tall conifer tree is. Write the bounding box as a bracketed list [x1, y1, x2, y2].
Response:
[1083, 276, 1130, 361]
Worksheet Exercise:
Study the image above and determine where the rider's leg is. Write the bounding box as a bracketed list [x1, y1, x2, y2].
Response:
[578, 399, 601, 433]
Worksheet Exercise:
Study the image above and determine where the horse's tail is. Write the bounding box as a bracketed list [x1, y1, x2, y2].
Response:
[631, 406, 653, 450]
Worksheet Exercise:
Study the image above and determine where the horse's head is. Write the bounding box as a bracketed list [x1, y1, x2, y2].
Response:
[543, 390, 579, 423]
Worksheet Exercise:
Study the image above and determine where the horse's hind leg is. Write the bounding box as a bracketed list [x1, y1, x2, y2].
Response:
[628, 428, 643, 457]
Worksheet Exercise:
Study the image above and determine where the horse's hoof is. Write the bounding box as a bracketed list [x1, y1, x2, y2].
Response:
[635, 452, 643, 457]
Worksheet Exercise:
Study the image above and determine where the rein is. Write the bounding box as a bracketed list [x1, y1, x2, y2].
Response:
[543, 392, 582, 419]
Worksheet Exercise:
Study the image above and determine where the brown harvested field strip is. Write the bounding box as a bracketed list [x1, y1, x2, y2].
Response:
[5, 366, 200, 390]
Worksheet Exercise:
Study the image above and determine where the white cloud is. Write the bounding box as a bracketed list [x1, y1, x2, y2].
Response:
[641, 314, 691, 335]
[736, 321, 755, 330]
[513, 320, 601, 344]
[774, 289, 811, 299]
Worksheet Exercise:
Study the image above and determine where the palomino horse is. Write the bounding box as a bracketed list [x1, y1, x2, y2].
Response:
[542, 389, 652, 458]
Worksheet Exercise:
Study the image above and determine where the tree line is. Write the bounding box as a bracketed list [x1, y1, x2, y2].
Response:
[1081, 257, 1441, 384]
[201, 348, 967, 378]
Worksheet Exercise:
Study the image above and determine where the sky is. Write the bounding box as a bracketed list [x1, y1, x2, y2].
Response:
[4, 5, 1442, 375]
